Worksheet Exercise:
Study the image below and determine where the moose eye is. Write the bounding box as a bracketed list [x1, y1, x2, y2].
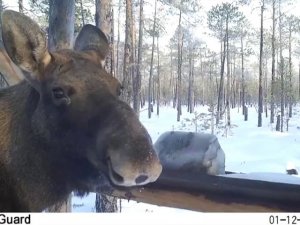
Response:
[52, 87, 65, 99]
[51, 87, 71, 106]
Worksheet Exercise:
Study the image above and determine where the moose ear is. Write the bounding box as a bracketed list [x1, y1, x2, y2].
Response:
[74, 24, 109, 67]
[1, 10, 51, 86]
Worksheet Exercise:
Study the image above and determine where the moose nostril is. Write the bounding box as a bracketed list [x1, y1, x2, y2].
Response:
[135, 175, 148, 184]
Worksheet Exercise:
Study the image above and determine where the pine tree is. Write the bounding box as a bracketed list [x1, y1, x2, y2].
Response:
[258, 0, 264, 127]
[208, 3, 244, 126]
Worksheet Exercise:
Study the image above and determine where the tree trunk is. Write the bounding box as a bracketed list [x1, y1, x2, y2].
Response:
[288, 22, 292, 118]
[191, 57, 195, 112]
[188, 51, 194, 114]
[122, 0, 133, 104]
[95, 195, 118, 212]
[241, 34, 245, 115]
[95, 0, 113, 73]
[264, 58, 268, 118]
[0, 0, 3, 49]
[276, 115, 280, 131]
[299, 62, 300, 100]
[173, 79, 178, 109]
[156, 36, 160, 116]
[116, 0, 122, 80]
[148, 0, 157, 118]
[111, 8, 115, 77]
[132, 4, 137, 106]
[226, 16, 231, 127]
[244, 106, 248, 121]
[48, 0, 75, 51]
[270, 0, 276, 124]
[80, 0, 85, 25]
[211, 104, 215, 135]
[95, 0, 115, 74]
[18, 0, 23, 13]
[232, 50, 237, 109]
[95, 0, 112, 35]
[200, 48, 204, 105]
[177, 8, 183, 122]
[216, 37, 226, 125]
[208, 59, 215, 133]
[279, 0, 284, 132]
[258, 1, 264, 128]
[171, 48, 177, 109]
[152, 71, 156, 105]
[95, 0, 101, 28]
[169, 48, 174, 107]
[134, 0, 144, 116]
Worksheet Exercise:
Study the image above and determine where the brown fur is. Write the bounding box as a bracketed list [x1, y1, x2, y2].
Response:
[0, 49, 23, 85]
[0, 11, 161, 212]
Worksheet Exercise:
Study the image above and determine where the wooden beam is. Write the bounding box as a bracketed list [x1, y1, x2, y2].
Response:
[101, 170, 300, 212]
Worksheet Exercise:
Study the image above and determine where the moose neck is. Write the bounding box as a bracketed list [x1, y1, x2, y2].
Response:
[0, 81, 75, 211]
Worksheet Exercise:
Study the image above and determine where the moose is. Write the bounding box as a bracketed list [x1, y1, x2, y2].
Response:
[0, 10, 162, 212]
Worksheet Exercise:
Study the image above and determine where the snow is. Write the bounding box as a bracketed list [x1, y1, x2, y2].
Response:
[72, 193, 97, 212]
[72, 105, 300, 212]
[222, 172, 300, 185]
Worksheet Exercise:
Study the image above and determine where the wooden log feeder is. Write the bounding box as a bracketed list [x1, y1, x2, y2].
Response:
[103, 170, 300, 212]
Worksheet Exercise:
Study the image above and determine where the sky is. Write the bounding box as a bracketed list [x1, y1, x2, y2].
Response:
[160, 0, 300, 52]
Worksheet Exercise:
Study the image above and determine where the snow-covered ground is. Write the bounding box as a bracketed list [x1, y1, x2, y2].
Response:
[72, 105, 300, 212]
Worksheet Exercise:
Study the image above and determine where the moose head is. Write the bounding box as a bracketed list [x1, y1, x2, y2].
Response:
[0, 10, 162, 211]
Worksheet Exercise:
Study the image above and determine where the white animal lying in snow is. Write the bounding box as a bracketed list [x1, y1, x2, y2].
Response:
[154, 131, 225, 175]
